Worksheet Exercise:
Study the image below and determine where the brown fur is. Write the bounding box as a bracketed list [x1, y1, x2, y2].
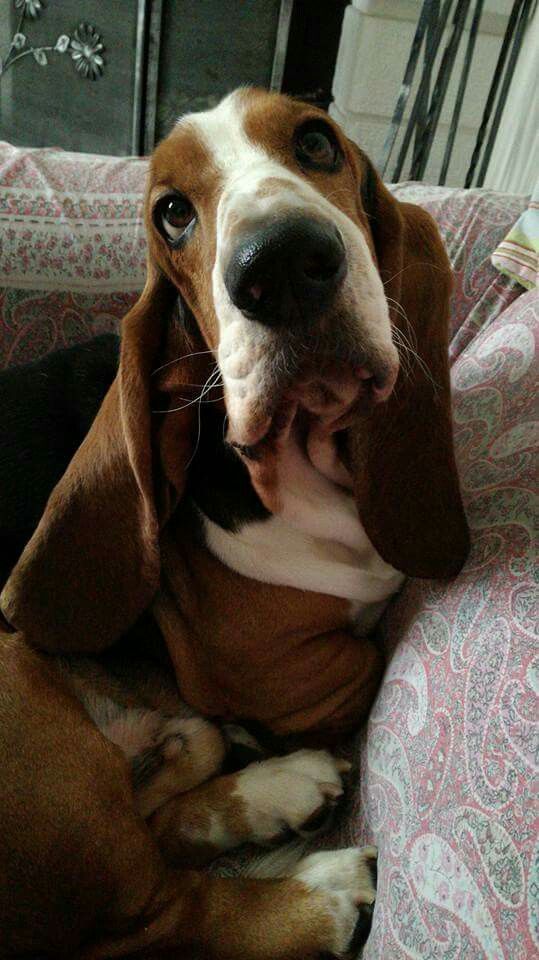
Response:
[155, 507, 384, 737]
[344, 151, 469, 576]
[149, 770, 255, 867]
[1, 631, 368, 959]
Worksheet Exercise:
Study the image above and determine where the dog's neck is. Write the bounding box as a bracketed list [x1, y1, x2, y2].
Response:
[186, 409, 403, 634]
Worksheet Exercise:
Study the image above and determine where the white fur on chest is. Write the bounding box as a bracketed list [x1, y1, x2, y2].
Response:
[199, 477, 404, 634]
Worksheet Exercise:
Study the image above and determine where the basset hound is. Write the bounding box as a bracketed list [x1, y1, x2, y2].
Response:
[0, 88, 468, 960]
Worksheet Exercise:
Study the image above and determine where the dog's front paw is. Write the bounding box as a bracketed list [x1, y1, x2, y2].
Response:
[294, 846, 378, 956]
[134, 715, 226, 818]
[234, 749, 351, 844]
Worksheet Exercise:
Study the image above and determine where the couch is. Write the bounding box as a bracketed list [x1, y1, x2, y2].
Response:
[0, 140, 537, 959]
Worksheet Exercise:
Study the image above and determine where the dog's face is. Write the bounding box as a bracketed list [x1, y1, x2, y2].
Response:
[149, 88, 399, 454]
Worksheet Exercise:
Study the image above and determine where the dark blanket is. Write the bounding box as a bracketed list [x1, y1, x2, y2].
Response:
[0, 334, 119, 588]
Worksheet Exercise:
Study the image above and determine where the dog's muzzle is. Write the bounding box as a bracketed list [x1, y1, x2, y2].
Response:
[224, 215, 347, 326]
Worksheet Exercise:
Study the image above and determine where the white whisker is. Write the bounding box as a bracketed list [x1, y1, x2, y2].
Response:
[383, 260, 445, 288]
[392, 324, 439, 394]
[151, 349, 215, 376]
[152, 364, 222, 414]
[184, 367, 223, 469]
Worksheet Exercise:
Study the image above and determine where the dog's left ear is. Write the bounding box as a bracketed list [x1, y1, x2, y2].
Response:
[0, 263, 215, 652]
[344, 144, 469, 578]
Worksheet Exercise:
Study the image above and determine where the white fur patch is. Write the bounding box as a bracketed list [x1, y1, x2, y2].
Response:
[204, 512, 401, 604]
[294, 847, 377, 955]
[233, 749, 346, 843]
[200, 465, 403, 630]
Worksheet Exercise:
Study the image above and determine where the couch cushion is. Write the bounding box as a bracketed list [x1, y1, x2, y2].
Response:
[351, 288, 538, 958]
[0, 142, 147, 367]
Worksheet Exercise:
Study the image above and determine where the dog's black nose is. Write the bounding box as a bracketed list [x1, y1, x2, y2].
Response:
[224, 215, 346, 324]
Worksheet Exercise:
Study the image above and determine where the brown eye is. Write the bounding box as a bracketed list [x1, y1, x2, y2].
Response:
[156, 194, 195, 244]
[295, 121, 340, 171]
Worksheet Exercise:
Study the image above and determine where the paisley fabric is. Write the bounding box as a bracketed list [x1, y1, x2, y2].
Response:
[390, 182, 528, 360]
[354, 288, 538, 959]
[0, 142, 537, 958]
[0, 288, 136, 368]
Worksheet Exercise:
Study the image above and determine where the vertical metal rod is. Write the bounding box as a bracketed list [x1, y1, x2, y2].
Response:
[412, 3, 440, 170]
[142, 0, 164, 155]
[378, 0, 434, 177]
[391, 0, 453, 182]
[465, 0, 524, 187]
[439, 0, 484, 183]
[476, 0, 533, 186]
[131, 0, 150, 155]
[411, 0, 472, 180]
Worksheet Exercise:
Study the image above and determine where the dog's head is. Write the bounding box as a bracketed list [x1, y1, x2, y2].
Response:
[149, 88, 398, 454]
[1, 89, 469, 651]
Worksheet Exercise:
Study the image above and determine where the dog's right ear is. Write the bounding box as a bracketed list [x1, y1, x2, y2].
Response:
[0, 264, 214, 652]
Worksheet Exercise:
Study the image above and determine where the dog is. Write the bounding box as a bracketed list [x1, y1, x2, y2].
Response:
[0, 88, 469, 959]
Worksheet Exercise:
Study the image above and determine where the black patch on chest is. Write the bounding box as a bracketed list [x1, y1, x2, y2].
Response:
[187, 408, 270, 532]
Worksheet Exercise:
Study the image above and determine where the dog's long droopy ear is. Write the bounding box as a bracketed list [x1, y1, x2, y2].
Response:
[345, 149, 469, 578]
[0, 264, 212, 652]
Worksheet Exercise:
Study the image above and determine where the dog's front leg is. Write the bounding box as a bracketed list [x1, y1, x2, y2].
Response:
[1, 633, 375, 960]
[82, 851, 377, 960]
[148, 749, 350, 866]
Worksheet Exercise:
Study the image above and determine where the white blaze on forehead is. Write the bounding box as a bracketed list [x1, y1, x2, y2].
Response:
[179, 90, 269, 176]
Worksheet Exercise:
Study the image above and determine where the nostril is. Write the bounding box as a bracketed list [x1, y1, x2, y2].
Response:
[249, 282, 264, 302]
[303, 254, 339, 282]
[237, 277, 270, 314]
[301, 237, 346, 285]
[354, 361, 399, 404]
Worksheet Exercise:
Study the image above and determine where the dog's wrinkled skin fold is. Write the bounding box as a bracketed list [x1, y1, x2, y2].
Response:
[0, 88, 468, 958]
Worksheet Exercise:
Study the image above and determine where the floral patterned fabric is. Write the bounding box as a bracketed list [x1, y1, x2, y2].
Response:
[1, 143, 537, 958]
[0, 141, 145, 366]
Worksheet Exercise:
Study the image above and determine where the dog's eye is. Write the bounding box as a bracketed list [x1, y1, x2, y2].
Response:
[295, 121, 340, 171]
[156, 194, 195, 244]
